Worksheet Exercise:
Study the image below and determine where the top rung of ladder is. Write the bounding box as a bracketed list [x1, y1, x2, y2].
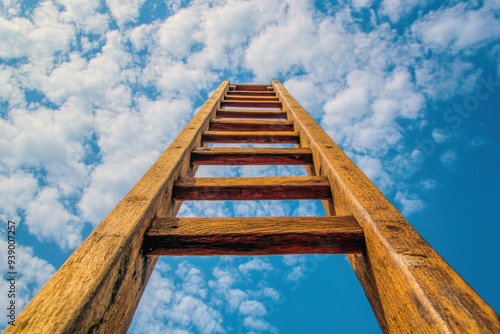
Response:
[229, 84, 274, 91]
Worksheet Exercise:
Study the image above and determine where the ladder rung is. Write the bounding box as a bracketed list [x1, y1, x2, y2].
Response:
[223, 95, 279, 101]
[226, 91, 277, 96]
[173, 176, 332, 200]
[191, 148, 313, 165]
[143, 216, 365, 255]
[220, 100, 282, 108]
[216, 109, 287, 119]
[202, 131, 299, 144]
[210, 119, 294, 131]
[229, 84, 273, 91]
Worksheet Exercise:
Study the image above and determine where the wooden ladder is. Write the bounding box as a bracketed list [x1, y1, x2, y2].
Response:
[8, 81, 499, 333]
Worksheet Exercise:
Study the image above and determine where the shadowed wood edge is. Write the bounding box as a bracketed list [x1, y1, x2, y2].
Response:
[172, 176, 332, 201]
[273, 80, 500, 333]
[223, 95, 279, 101]
[229, 84, 273, 91]
[143, 216, 365, 255]
[191, 147, 313, 165]
[5, 81, 230, 334]
[216, 109, 287, 119]
[209, 119, 294, 131]
[220, 100, 282, 108]
[202, 131, 300, 144]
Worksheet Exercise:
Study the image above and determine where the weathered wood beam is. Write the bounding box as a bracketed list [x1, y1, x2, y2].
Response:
[202, 131, 299, 144]
[229, 84, 273, 91]
[216, 109, 287, 119]
[173, 176, 332, 201]
[223, 95, 280, 101]
[143, 216, 365, 255]
[226, 91, 277, 96]
[209, 119, 294, 131]
[272, 80, 500, 333]
[220, 100, 282, 108]
[191, 147, 313, 165]
[5, 81, 230, 334]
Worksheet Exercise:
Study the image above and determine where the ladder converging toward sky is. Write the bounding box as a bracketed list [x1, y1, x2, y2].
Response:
[7, 81, 499, 333]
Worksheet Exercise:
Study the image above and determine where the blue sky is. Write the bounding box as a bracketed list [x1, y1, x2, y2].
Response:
[0, 0, 499, 332]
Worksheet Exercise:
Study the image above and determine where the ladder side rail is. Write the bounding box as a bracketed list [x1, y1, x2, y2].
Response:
[6, 81, 230, 334]
[272, 80, 500, 333]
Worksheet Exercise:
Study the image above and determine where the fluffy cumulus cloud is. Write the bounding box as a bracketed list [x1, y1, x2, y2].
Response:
[412, 1, 500, 52]
[130, 258, 280, 333]
[1, 0, 499, 332]
[0, 239, 55, 327]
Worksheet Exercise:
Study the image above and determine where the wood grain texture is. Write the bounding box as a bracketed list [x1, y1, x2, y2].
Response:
[209, 119, 294, 131]
[143, 216, 365, 255]
[223, 95, 279, 101]
[191, 147, 313, 165]
[220, 100, 282, 108]
[173, 176, 332, 200]
[202, 131, 300, 144]
[226, 91, 277, 96]
[229, 84, 273, 91]
[216, 109, 287, 119]
[273, 80, 500, 333]
[4, 81, 230, 334]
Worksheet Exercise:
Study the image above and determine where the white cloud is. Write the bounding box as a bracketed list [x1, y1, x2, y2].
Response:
[0, 16, 32, 58]
[128, 261, 175, 333]
[323, 83, 369, 126]
[155, 7, 202, 59]
[395, 191, 424, 216]
[351, 0, 374, 10]
[243, 315, 278, 333]
[128, 22, 158, 51]
[239, 300, 267, 316]
[131, 260, 224, 334]
[169, 295, 223, 334]
[414, 58, 480, 100]
[0, 240, 55, 329]
[323, 69, 424, 157]
[210, 266, 237, 290]
[1, 0, 21, 17]
[132, 258, 281, 333]
[58, 0, 108, 33]
[351, 154, 393, 191]
[245, 2, 317, 81]
[440, 149, 458, 168]
[0, 67, 24, 106]
[25, 187, 82, 250]
[431, 128, 448, 143]
[238, 258, 273, 275]
[412, 2, 500, 52]
[469, 136, 486, 147]
[419, 178, 437, 190]
[0, 0, 79, 60]
[79, 97, 191, 225]
[380, 0, 427, 23]
[226, 288, 248, 312]
[0, 171, 37, 223]
[0, 99, 93, 191]
[39, 30, 130, 104]
[9, 1, 75, 59]
[176, 261, 207, 298]
[282, 255, 307, 282]
[106, 0, 146, 26]
[257, 287, 280, 302]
